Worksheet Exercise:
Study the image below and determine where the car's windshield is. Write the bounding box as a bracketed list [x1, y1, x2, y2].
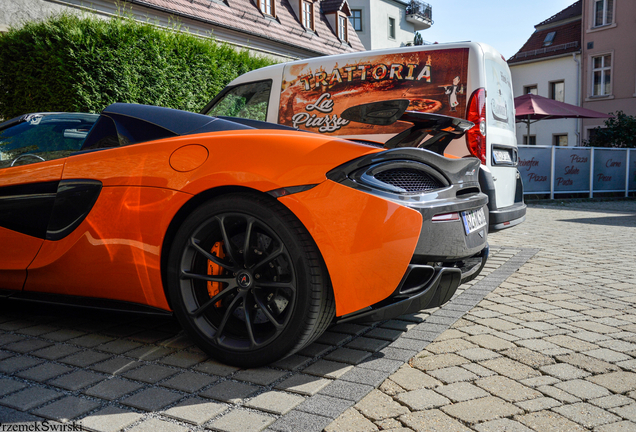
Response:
[0, 113, 99, 168]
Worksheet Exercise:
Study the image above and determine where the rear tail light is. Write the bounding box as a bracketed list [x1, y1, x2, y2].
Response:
[466, 88, 486, 164]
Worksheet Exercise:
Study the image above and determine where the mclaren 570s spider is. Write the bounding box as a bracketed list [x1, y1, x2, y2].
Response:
[0, 102, 489, 367]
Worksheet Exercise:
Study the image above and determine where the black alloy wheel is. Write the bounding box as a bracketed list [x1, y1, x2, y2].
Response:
[167, 193, 334, 367]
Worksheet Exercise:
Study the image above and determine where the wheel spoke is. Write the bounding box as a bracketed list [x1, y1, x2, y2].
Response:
[253, 294, 284, 330]
[214, 292, 244, 343]
[243, 295, 258, 348]
[217, 215, 241, 266]
[255, 280, 296, 292]
[188, 284, 236, 317]
[242, 218, 255, 269]
[251, 244, 285, 271]
[181, 270, 233, 284]
[190, 238, 238, 272]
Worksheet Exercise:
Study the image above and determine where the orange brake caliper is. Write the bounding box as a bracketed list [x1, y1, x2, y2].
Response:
[207, 242, 225, 306]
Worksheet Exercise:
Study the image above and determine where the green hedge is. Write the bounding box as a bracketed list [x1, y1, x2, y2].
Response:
[0, 14, 276, 119]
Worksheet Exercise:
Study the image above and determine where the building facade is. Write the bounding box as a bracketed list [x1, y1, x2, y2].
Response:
[508, 1, 582, 146]
[0, 0, 366, 61]
[347, 0, 431, 50]
[580, 0, 636, 140]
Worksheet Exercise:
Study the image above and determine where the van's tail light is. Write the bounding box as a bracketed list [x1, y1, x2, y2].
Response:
[466, 88, 486, 164]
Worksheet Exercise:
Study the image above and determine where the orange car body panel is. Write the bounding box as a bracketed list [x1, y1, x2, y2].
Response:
[0, 227, 44, 290]
[279, 180, 423, 316]
[14, 129, 393, 315]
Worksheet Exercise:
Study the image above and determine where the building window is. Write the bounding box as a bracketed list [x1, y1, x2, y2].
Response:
[524, 85, 538, 95]
[388, 17, 395, 40]
[543, 31, 556, 46]
[554, 134, 568, 146]
[338, 15, 348, 41]
[302, 0, 314, 30]
[550, 81, 565, 102]
[523, 135, 536, 145]
[350, 9, 362, 31]
[259, 0, 274, 16]
[594, 0, 614, 27]
[592, 54, 612, 96]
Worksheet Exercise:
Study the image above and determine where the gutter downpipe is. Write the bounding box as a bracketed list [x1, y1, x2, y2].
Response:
[574, 52, 581, 145]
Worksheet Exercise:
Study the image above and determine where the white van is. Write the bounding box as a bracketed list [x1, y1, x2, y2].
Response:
[202, 42, 526, 230]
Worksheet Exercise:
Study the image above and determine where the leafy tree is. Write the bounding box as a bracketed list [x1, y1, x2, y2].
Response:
[585, 111, 636, 148]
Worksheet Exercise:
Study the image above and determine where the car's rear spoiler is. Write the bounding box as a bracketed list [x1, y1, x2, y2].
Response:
[341, 99, 474, 153]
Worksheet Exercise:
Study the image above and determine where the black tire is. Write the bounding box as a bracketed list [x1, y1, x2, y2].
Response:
[166, 192, 334, 368]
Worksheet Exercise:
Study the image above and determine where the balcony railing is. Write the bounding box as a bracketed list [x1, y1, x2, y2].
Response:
[405, 0, 433, 31]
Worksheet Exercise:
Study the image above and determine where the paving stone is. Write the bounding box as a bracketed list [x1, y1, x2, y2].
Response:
[126, 418, 187, 432]
[234, 368, 288, 386]
[457, 347, 500, 362]
[345, 337, 390, 353]
[324, 407, 377, 432]
[160, 371, 216, 392]
[399, 409, 472, 432]
[0, 386, 62, 411]
[319, 380, 373, 401]
[539, 363, 591, 380]
[303, 360, 353, 379]
[358, 357, 404, 373]
[159, 350, 208, 368]
[324, 348, 372, 365]
[193, 359, 239, 377]
[245, 390, 305, 415]
[42, 329, 86, 342]
[329, 323, 369, 336]
[80, 406, 143, 432]
[519, 375, 561, 388]
[544, 334, 598, 351]
[269, 410, 330, 432]
[316, 332, 352, 346]
[83, 377, 144, 400]
[382, 320, 416, 332]
[426, 366, 477, 383]
[596, 421, 636, 432]
[90, 357, 142, 376]
[201, 380, 260, 403]
[121, 387, 183, 411]
[465, 334, 516, 351]
[515, 396, 562, 412]
[48, 369, 105, 391]
[461, 363, 497, 378]
[69, 334, 115, 347]
[591, 394, 634, 409]
[32, 396, 99, 422]
[588, 371, 636, 393]
[125, 345, 174, 361]
[395, 388, 450, 411]
[475, 376, 541, 402]
[425, 338, 477, 354]
[433, 382, 488, 403]
[96, 339, 142, 354]
[610, 403, 636, 422]
[388, 367, 441, 391]
[441, 396, 522, 423]
[59, 349, 111, 367]
[554, 379, 611, 400]
[339, 368, 388, 387]
[387, 338, 430, 352]
[163, 396, 227, 425]
[585, 348, 632, 363]
[16, 362, 73, 382]
[270, 355, 312, 371]
[479, 357, 541, 380]
[0, 355, 43, 373]
[556, 352, 620, 374]
[365, 328, 403, 342]
[473, 418, 534, 432]
[0, 379, 26, 397]
[4, 339, 52, 353]
[355, 389, 409, 420]
[412, 351, 470, 370]
[501, 347, 555, 367]
[296, 394, 353, 419]
[553, 402, 621, 428]
[275, 374, 331, 396]
[375, 346, 417, 362]
[123, 364, 178, 383]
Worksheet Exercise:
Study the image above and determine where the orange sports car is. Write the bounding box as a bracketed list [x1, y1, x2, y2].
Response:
[0, 102, 488, 367]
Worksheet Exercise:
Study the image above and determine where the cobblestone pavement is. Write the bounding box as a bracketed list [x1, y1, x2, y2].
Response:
[0, 200, 634, 432]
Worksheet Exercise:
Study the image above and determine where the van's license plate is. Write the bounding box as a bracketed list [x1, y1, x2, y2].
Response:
[493, 149, 512, 164]
[461, 208, 487, 235]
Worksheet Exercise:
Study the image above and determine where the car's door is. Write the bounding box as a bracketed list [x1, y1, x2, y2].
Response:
[0, 113, 98, 290]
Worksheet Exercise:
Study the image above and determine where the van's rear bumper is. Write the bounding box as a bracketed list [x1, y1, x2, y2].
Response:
[479, 166, 526, 232]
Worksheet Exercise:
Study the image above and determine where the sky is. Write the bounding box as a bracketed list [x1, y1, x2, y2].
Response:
[417, 0, 577, 59]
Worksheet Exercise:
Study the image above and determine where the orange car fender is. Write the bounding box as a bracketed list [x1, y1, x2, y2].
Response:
[24, 186, 191, 310]
[279, 180, 423, 317]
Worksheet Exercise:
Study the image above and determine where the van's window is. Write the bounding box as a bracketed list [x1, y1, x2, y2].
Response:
[206, 81, 272, 121]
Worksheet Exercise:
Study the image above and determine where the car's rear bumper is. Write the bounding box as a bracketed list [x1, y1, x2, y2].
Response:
[337, 244, 488, 324]
[479, 166, 527, 232]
